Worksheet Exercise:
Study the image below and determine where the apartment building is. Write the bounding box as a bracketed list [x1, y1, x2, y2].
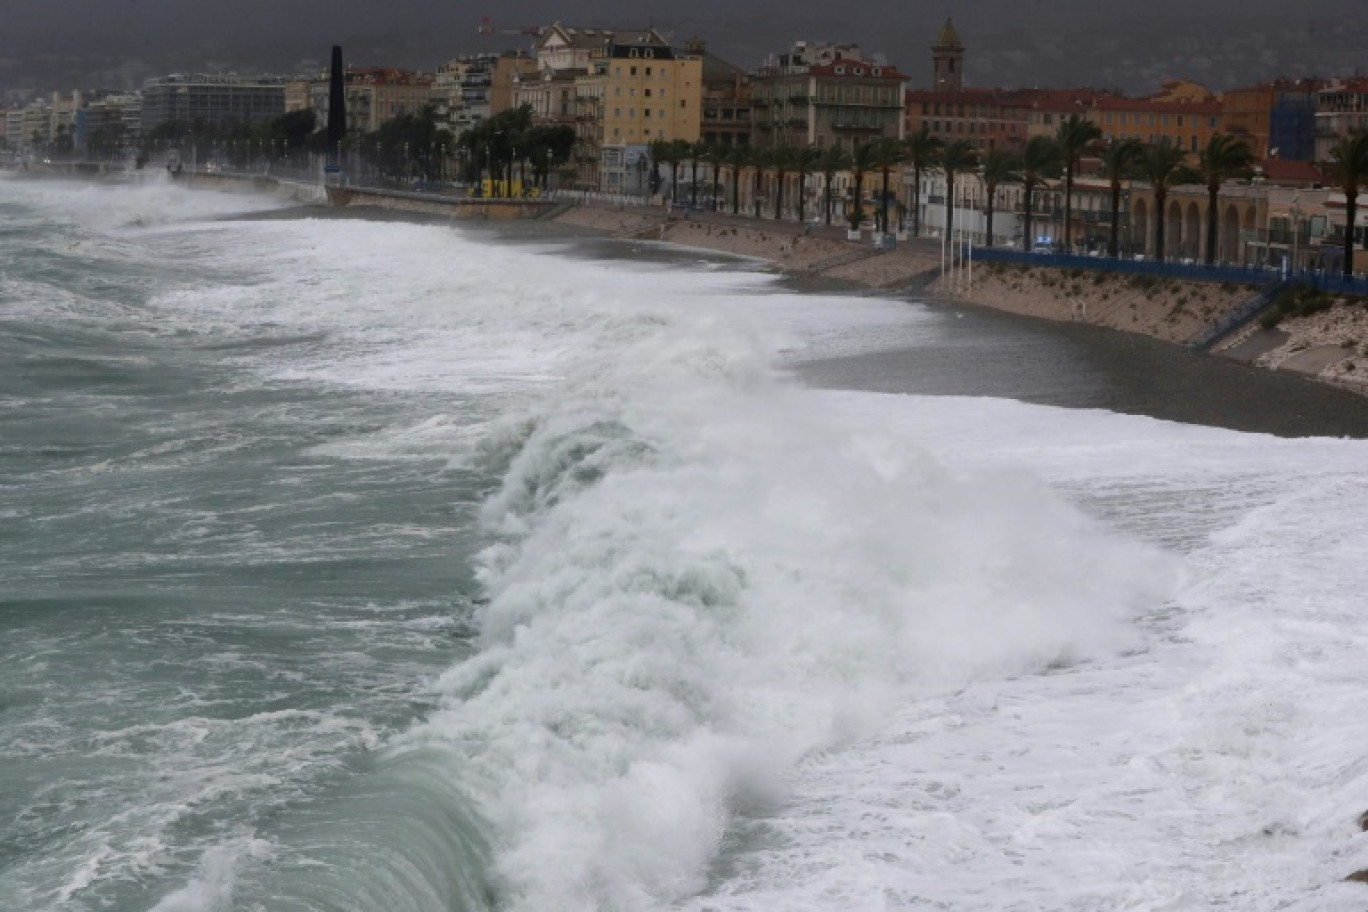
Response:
[1315, 77, 1368, 161]
[1222, 79, 1319, 161]
[750, 41, 907, 151]
[309, 67, 434, 135]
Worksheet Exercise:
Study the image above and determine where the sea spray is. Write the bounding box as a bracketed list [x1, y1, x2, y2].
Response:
[402, 288, 1183, 911]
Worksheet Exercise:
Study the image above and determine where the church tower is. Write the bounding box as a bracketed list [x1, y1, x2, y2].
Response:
[931, 18, 964, 92]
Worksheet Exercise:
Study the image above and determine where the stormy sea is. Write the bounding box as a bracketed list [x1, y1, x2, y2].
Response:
[3, 174, 1368, 912]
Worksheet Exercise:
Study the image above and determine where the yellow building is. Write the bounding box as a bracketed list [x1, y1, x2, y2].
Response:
[595, 41, 702, 146]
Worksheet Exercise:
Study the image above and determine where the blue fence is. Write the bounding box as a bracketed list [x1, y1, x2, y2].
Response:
[970, 246, 1368, 296]
[969, 247, 1287, 287]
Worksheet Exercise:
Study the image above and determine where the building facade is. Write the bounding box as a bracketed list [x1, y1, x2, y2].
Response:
[750, 41, 907, 151]
[309, 68, 434, 135]
[140, 74, 287, 134]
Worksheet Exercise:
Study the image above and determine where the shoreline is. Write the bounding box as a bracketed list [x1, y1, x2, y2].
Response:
[548, 200, 1368, 399]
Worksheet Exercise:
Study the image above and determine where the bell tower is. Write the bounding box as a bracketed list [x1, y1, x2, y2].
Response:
[931, 18, 964, 92]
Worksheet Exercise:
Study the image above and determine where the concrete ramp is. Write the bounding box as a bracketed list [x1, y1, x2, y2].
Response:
[1217, 329, 1289, 364]
[1278, 344, 1351, 376]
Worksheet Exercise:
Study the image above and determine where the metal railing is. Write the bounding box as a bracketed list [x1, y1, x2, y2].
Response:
[971, 247, 1287, 286]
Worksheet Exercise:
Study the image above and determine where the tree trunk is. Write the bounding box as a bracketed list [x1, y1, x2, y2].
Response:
[1063, 164, 1074, 252]
[732, 167, 740, 215]
[1346, 192, 1358, 279]
[946, 174, 955, 241]
[774, 170, 784, 220]
[825, 177, 833, 226]
[1206, 185, 1219, 265]
[691, 159, 699, 207]
[985, 191, 995, 248]
[880, 167, 890, 233]
[753, 169, 761, 219]
[1154, 190, 1167, 263]
[1109, 182, 1122, 259]
[912, 166, 922, 237]
[1023, 180, 1035, 251]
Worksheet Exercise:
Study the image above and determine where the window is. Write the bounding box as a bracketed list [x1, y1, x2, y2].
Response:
[645, 108, 651, 117]
[645, 88, 652, 97]
[645, 67, 652, 76]
[630, 66, 637, 76]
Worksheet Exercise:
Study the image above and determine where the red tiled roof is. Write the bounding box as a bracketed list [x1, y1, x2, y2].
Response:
[1092, 95, 1222, 114]
[905, 87, 1038, 105]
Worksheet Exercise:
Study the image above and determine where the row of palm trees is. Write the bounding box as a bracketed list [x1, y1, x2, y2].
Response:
[646, 124, 1368, 278]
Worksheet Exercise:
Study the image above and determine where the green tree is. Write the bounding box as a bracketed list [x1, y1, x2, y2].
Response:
[817, 144, 851, 227]
[904, 126, 944, 238]
[1097, 137, 1144, 258]
[1056, 113, 1103, 251]
[1324, 133, 1368, 278]
[1196, 133, 1256, 264]
[979, 147, 1020, 248]
[937, 140, 979, 241]
[1019, 135, 1062, 251]
[1136, 143, 1198, 263]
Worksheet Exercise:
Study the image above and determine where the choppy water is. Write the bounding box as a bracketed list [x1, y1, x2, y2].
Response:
[3, 174, 1368, 912]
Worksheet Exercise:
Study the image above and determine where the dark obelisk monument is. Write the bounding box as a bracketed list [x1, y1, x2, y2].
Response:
[326, 45, 346, 175]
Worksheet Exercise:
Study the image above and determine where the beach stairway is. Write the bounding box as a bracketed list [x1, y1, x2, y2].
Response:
[1188, 279, 1291, 351]
[808, 246, 886, 274]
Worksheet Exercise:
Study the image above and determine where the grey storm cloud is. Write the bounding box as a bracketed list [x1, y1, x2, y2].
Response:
[1, 0, 1361, 94]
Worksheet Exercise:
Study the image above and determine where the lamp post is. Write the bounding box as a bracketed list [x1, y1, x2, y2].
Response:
[484, 144, 492, 196]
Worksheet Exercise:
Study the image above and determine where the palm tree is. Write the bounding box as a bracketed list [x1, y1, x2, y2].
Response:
[1196, 133, 1256, 265]
[1056, 113, 1103, 252]
[649, 138, 680, 203]
[979, 147, 1020, 248]
[750, 147, 770, 219]
[904, 126, 943, 238]
[817, 145, 851, 227]
[771, 145, 794, 220]
[1136, 143, 1197, 263]
[793, 145, 820, 224]
[1324, 133, 1368, 278]
[1019, 135, 1062, 251]
[724, 144, 750, 215]
[938, 140, 978, 241]
[703, 142, 724, 210]
[872, 136, 908, 233]
[1098, 137, 1144, 258]
[849, 141, 878, 231]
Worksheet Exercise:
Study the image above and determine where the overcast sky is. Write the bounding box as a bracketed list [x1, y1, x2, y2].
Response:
[1, 0, 1362, 95]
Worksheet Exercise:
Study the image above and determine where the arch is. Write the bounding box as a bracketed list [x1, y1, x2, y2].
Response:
[1221, 204, 1241, 263]
[1166, 200, 1183, 260]
[1184, 201, 1202, 260]
[1132, 197, 1149, 257]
